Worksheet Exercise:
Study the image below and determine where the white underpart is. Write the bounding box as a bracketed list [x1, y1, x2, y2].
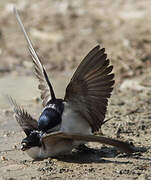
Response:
[26, 139, 74, 159]
[26, 147, 42, 159]
[61, 102, 92, 134]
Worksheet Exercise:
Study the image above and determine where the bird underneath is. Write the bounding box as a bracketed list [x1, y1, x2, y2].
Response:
[9, 8, 135, 160]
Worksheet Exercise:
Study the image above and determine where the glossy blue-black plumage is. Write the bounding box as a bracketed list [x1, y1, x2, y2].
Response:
[38, 99, 64, 132]
[22, 131, 41, 149]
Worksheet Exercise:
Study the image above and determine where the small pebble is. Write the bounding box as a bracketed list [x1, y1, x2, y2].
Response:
[7, 178, 15, 180]
[32, 97, 40, 103]
[13, 145, 17, 149]
[4, 133, 9, 137]
[1, 156, 6, 161]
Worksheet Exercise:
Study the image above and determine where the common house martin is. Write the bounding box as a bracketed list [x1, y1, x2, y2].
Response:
[9, 8, 135, 159]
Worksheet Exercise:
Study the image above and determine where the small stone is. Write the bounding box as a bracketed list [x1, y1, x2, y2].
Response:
[120, 79, 145, 91]
[32, 97, 40, 103]
[1, 156, 6, 161]
[13, 145, 17, 149]
[138, 174, 147, 180]
[4, 110, 12, 115]
[4, 133, 9, 137]
[30, 177, 36, 180]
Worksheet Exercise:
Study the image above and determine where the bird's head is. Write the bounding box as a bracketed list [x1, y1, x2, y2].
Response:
[21, 131, 41, 151]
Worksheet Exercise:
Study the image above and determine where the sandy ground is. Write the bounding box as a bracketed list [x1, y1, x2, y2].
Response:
[0, 0, 151, 179]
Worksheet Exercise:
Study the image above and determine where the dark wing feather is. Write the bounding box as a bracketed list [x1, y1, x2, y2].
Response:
[29, 47, 55, 106]
[9, 97, 38, 136]
[64, 45, 114, 132]
[13, 7, 55, 107]
[42, 131, 135, 153]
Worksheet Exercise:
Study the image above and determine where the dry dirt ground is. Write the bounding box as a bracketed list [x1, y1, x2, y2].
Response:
[0, 0, 151, 179]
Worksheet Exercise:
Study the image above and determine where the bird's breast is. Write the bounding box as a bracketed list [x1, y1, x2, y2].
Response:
[25, 139, 75, 159]
[61, 102, 92, 134]
[25, 147, 42, 159]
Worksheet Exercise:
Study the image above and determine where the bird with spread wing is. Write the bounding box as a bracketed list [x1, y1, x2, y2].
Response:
[9, 8, 135, 159]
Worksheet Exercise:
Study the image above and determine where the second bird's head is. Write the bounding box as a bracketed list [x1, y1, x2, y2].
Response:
[21, 131, 41, 151]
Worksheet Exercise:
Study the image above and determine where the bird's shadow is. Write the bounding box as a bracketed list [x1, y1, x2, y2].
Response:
[31, 145, 148, 164]
[53, 145, 147, 164]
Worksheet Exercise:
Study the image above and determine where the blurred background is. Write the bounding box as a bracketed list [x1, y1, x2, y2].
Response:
[0, 0, 151, 108]
[0, 1, 151, 179]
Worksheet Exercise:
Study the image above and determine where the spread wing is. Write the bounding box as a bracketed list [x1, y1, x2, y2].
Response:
[14, 8, 56, 107]
[64, 45, 114, 132]
[42, 131, 134, 153]
[9, 97, 38, 136]
[29, 47, 55, 107]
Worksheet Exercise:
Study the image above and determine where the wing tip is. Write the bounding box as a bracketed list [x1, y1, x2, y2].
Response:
[94, 45, 106, 52]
